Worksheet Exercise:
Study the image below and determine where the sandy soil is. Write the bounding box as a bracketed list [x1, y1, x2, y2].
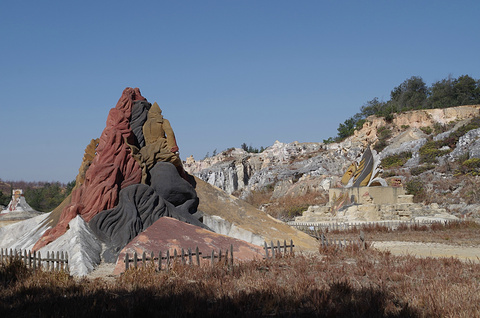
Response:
[372, 241, 480, 263]
[84, 263, 117, 282]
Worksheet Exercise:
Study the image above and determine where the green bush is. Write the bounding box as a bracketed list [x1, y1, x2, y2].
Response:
[419, 140, 451, 164]
[420, 126, 433, 135]
[405, 178, 426, 202]
[433, 122, 447, 134]
[455, 157, 480, 176]
[382, 152, 412, 168]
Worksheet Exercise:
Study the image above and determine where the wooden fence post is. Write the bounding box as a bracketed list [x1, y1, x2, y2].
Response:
[158, 251, 162, 271]
[188, 248, 193, 266]
[166, 250, 171, 272]
[133, 252, 138, 269]
[195, 247, 200, 266]
[65, 252, 69, 273]
[264, 242, 269, 259]
[211, 250, 214, 267]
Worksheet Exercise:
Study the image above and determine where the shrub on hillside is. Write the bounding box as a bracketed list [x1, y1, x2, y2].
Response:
[382, 152, 412, 168]
[455, 157, 480, 176]
[419, 140, 451, 164]
[420, 126, 433, 135]
[405, 178, 426, 202]
[410, 164, 435, 176]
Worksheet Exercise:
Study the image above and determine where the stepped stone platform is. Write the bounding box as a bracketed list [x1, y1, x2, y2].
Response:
[295, 186, 457, 223]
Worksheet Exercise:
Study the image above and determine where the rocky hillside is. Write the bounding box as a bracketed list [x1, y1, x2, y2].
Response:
[184, 105, 480, 220]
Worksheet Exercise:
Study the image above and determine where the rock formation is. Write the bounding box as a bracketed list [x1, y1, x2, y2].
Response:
[113, 217, 266, 275]
[187, 105, 480, 220]
[89, 162, 206, 262]
[33, 88, 144, 251]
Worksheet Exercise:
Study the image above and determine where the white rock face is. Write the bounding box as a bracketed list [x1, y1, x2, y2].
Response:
[0, 213, 50, 250]
[185, 140, 353, 197]
[449, 128, 480, 159]
[203, 215, 265, 246]
[0, 214, 102, 277]
[39, 216, 102, 277]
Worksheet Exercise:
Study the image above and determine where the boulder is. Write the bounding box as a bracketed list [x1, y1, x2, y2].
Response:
[113, 217, 265, 275]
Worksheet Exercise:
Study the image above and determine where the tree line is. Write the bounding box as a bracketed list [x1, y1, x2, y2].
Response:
[0, 180, 75, 212]
[326, 74, 480, 143]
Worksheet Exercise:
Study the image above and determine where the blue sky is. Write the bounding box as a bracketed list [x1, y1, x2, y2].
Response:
[1, 1, 479, 183]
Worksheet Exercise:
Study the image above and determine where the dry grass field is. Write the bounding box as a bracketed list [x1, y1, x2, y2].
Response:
[1, 222, 479, 317]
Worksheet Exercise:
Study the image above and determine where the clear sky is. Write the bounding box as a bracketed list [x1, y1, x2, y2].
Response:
[1, 1, 479, 183]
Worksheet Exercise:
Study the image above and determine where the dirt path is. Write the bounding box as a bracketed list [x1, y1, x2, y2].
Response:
[372, 241, 480, 263]
[83, 263, 117, 282]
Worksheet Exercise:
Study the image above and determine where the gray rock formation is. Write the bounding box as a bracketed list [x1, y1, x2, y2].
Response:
[130, 100, 151, 148]
[185, 141, 356, 199]
[448, 128, 480, 160]
[89, 162, 207, 263]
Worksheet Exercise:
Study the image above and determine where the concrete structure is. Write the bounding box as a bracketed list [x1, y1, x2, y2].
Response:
[329, 186, 412, 205]
[293, 186, 458, 223]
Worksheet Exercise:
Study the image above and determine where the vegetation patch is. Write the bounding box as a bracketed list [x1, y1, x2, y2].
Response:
[455, 157, 480, 176]
[419, 116, 480, 164]
[420, 126, 433, 135]
[419, 140, 452, 163]
[373, 126, 392, 152]
[410, 164, 435, 176]
[381, 152, 412, 168]
[405, 178, 426, 202]
[327, 74, 480, 142]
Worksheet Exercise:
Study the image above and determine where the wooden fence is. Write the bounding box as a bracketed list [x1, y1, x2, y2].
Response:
[318, 233, 367, 250]
[125, 240, 296, 271]
[0, 248, 69, 272]
[124, 245, 235, 271]
[289, 219, 461, 235]
[263, 240, 295, 258]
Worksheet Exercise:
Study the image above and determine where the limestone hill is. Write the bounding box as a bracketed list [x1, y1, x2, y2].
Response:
[184, 105, 480, 221]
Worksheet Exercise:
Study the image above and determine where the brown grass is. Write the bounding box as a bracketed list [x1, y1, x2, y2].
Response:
[323, 220, 480, 246]
[1, 235, 480, 317]
[244, 189, 328, 221]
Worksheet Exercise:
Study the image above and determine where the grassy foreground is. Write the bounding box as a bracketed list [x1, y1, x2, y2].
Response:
[1, 236, 479, 317]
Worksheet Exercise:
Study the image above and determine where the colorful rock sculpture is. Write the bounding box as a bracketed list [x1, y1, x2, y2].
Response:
[33, 88, 144, 251]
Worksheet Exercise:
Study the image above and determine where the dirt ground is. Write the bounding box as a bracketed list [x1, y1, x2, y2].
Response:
[371, 241, 480, 263]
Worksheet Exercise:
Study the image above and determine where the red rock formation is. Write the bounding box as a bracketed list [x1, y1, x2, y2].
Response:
[33, 88, 145, 251]
[113, 217, 265, 275]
